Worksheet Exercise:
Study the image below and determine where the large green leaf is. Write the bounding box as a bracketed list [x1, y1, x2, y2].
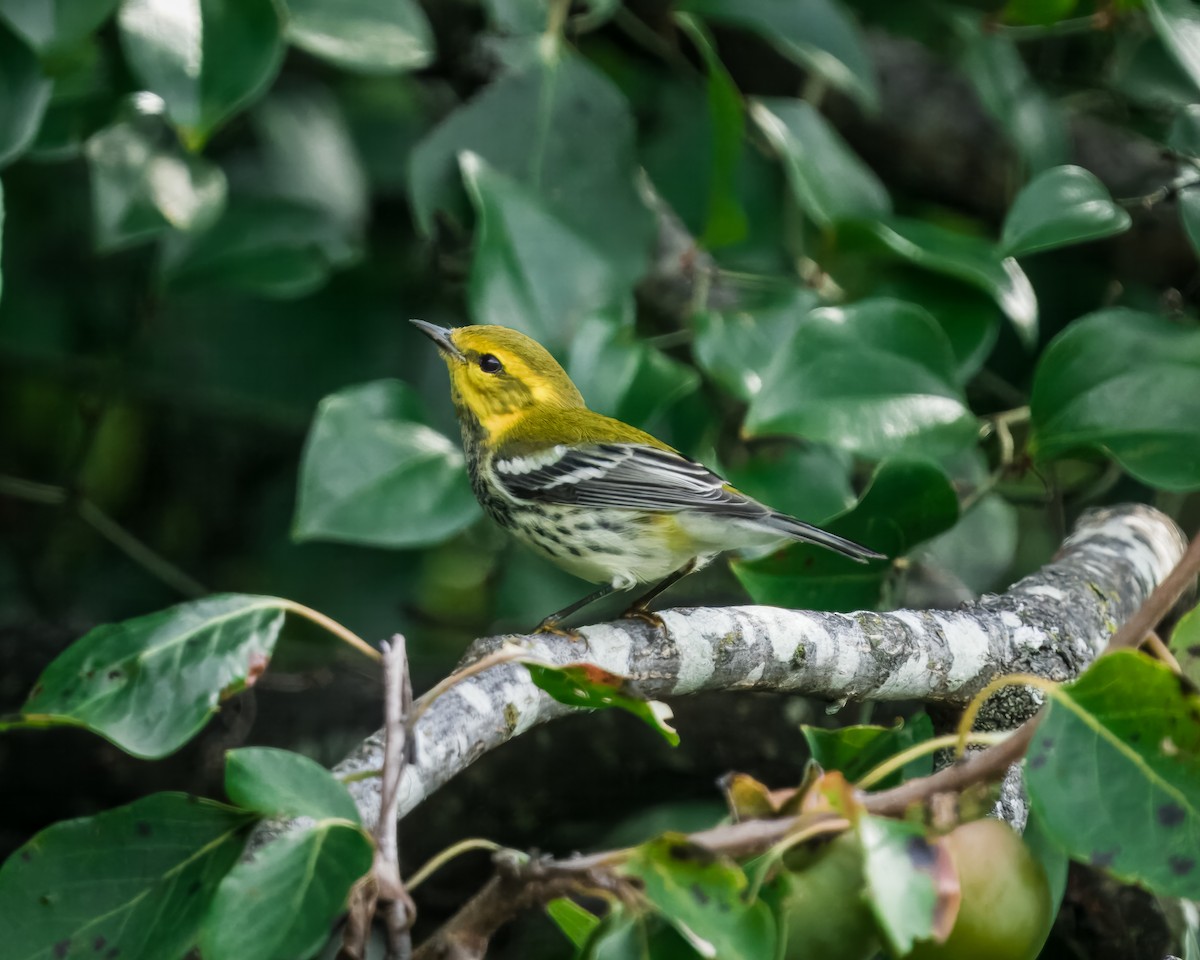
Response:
[409, 49, 654, 291]
[1169, 604, 1200, 689]
[0, 793, 254, 960]
[750, 97, 890, 228]
[1026, 651, 1200, 898]
[721, 442, 855, 527]
[161, 196, 359, 299]
[117, 0, 284, 148]
[1145, 0, 1200, 94]
[201, 820, 373, 960]
[804, 715, 934, 788]
[677, 0, 878, 110]
[859, 815, 957, 955]
[744, 298, 978, 461]
[0, 20, 51, 167]
[225, 747, 361, 823]
[284, 0, 433, 74]
[462, 154, 630, 351]
[84, 111, 227, 251]
[1000, 165, 1131, 257]
[294, 379, 480, 548]
[691, 286, 818, 402]
[839, 217, 1038, 346]
[11, 595, 288, 757]
[732, 459, 958, 611]
[0, 178, 4, 305]
[621, 834, 776, 958]
[916, 492, 1018, 595]
[1029, 308, 1200, 490]
[0, 0, 118, 53]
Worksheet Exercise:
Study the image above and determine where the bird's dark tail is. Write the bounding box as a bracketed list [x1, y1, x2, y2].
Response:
[766, 513, 886, 564]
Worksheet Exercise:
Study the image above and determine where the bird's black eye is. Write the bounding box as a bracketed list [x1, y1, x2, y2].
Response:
[478, 354, 503, 374]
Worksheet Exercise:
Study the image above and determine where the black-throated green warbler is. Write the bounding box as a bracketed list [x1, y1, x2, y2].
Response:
[412, 320, 884, 631]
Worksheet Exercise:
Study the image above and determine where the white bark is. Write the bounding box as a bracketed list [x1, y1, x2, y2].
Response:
[330, 504, 1186, 833]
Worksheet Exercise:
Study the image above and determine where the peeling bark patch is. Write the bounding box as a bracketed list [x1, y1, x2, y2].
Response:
[1157, 803, 1185, 827]
[503, 703, 519, 733]
[1168, 855, 1196, 876]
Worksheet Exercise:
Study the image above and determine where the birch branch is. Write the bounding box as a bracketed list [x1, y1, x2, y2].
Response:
[332, 504, 1187, 833]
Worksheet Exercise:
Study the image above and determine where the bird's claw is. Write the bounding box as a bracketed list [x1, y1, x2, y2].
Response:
[534, 619, 584, 640]
[620, 607, 665, 630]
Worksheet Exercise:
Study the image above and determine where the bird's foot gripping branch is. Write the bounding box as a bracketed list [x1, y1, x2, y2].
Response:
[0, 504, 1197, 960]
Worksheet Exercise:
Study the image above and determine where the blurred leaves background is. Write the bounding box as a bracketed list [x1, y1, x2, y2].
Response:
[2, 0, 1200, 955]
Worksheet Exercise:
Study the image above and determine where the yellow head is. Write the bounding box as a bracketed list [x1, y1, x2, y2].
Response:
[410, 321, 585, 437]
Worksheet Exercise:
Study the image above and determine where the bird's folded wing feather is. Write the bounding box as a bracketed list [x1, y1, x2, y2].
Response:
[493, 442, 767, 516]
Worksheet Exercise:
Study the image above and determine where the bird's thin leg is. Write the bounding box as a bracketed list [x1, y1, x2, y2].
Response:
[620, 559, 698, 626]
[536, 583, 618, 635]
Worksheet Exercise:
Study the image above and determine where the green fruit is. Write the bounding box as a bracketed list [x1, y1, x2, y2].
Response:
[773, 833, 882, 960]
[904, 819, 1053, 960]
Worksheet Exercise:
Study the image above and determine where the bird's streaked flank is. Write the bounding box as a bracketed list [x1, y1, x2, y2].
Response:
[411, 320, 883, 631]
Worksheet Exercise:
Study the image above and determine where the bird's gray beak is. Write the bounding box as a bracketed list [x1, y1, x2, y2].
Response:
[410, 319, 465, 361]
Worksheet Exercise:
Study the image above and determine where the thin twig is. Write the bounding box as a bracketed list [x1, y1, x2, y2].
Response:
[406, 645, 531, 731]
[283, 600, 382, 663]
[407, 839, 505, 891]
[1143, 630, 1183, 675]
[379, 637, 416, 960]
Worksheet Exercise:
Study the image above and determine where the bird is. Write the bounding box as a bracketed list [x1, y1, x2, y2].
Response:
[411, 320, 884, 631]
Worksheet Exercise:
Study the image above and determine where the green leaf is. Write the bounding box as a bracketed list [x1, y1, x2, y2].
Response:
[721, 442, 855, 527]
[582, 908, 705, 959]
[566, 316, 699, 427]
[284, 0, 433, 73]
[675, 13, 748, 248]
[859, 814, 957, 955]
[0, 0, 119, 53]
[1023, 807, 1069, 922]
[14, 594, 287, 758]
[691, 286, 819, 402]
[744, 298, 978, 461]
[1000, 165, 1131, 257]
[294, 379, 480, 548]
[1001, 0, 1077, 26]
[621, 834, 776, 958]
[840, 217, 1038, 346]
[0, 178, 4, 305]
[461, 153, 630, 351]
[524, 661, 681, 747]
[916, 493, 1018, 595]
[732, 459, 959, 611]
[546, 897, 601, 949]
[201, 820, 373, 960]
[225, 747, 361, 823]
[1145, 0, 1200, 94]
[161, 196, 358, 299]
[1170, 104, 1200, 158]
[1170, 604, 1200, 689]
[0, 793, 254, 960]
[1029, 308, 1200, 490]
[750, 97, 890, 228]
[117, 0, 284, 148]
[84, 110, 227, 252]
[677, 0, 878, 110]
[410, 50, 654, 292]
[1026, 651, 1200, 898]
[954, 14, 1068, 175]
[0, 20, 51, 167]
[803, 714, 935, 788]
[1110, 29, 1200, 108]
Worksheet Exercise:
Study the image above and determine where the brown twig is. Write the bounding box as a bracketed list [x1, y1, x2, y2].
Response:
[340, 636, 417, 960]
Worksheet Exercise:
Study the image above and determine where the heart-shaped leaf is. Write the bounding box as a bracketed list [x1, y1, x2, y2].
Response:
[294, 379, 479, 548]
[1030, 308, 1200, 490]
[0, 793, 254, 960]
[1000, 165, 1131, 257]
[804, 715, 934, 788]
[744, 298, 977, 461]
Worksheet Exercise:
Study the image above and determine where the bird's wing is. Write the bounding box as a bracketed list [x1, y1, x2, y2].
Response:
[492, 442, 766, 516]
